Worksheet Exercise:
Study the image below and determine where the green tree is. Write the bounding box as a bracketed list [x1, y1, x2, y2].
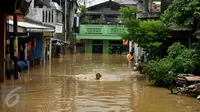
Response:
[167, 42, 186, 59]
[99, 14, 105, 24]
[120, 7, 137, 21]
[78, 4, 88, 24]
[120, 7, 170, 55]
[161, 0, 200, 29]
[81, 16, 90, 24]
[95, 18, 100, 24]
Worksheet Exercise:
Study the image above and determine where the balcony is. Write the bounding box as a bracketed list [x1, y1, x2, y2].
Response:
[79, 24, 125, 35]
[27, 7, 63, 33]
[137, 12, 161, 19]
[77, 24, 126, 40]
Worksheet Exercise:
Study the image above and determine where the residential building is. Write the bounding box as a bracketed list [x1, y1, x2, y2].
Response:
[26, 0, 63, 60]
[134, 0, 196, 62]
[0, 0, 32, 81]
[0, 0, 78, 82]
[77, 0, 136, 54]
[52, 0, 79, 54]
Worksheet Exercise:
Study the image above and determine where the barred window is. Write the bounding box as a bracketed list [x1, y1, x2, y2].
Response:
[87, 28, 102, 34]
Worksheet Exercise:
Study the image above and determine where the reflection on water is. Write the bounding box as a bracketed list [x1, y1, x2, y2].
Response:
[0, 54, 199, 112]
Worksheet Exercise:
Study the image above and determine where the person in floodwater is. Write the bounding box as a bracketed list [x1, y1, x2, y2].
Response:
[96, 73, 102, 80]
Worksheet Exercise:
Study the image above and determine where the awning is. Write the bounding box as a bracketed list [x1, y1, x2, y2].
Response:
[9, 20, 55, 32]
[77, 35, 122, 40]
[51, 38, 66, 46]
[51, 38, 65, 43]
[52, 42, 62, 46]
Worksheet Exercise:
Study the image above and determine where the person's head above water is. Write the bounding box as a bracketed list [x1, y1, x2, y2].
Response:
[96, 73, 102, 80]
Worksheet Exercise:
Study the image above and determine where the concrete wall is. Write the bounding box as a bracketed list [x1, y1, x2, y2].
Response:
[85, 40, 92, 53]
[79, 24, 125, 35]
[27, 8, 43, 22]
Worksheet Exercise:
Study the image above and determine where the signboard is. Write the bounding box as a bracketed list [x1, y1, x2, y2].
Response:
[123, 40, 128, 45]
[8, 16, 24, 22]
[55, 25, 63, 33]
[14, 38, 18, 57]
[43, 32, 53, 37]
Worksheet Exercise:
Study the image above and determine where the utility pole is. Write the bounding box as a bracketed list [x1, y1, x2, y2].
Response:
[6, 16, 11, 79]
[13, 14, 18, 79]
[65, 0, 67, 53]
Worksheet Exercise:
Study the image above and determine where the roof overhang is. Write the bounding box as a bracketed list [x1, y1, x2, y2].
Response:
[86, 11, 121, 16]
[77, 34, 122, 40]
[9, 20, 55, 33]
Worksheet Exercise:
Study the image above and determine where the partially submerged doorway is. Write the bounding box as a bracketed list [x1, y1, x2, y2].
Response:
[92, 40, 103, 53]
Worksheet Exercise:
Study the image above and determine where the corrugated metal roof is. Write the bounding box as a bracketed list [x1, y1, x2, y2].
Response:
[9, 20, 54, 32]
[9, 20, 51, 29]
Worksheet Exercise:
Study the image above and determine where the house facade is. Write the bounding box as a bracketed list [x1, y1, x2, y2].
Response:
[52, 0, 79, 54]
[134, 0, 162, 62]
[77, 0, 137, 54]
[0, 0, 32, 81]
[0, 0, 79, 82]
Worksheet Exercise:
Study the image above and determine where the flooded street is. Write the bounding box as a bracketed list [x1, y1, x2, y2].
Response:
[0, 54, 199, 112]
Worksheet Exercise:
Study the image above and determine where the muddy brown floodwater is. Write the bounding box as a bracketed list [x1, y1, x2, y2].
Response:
[0, 54, 199, 112]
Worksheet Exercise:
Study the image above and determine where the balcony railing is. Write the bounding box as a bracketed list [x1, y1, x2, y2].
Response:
[137, 12, 161, 19]
[42, 8, 62, 25]
[28, 8, 63, 25]
[27, 7, 63, 33]
[79, 24, 125, 35]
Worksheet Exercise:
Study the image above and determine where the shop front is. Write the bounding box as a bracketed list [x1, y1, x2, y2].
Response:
[8, 20, 54, 68]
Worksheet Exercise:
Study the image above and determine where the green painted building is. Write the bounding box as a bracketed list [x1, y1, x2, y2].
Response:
[77, 24, 127, 54]
[76, 0, 136, 54]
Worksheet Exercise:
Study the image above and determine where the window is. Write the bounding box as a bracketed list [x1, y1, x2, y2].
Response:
[111, 28, 118, 34]
[87, 28, 102, 34]
[110, 28, 124, 34]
